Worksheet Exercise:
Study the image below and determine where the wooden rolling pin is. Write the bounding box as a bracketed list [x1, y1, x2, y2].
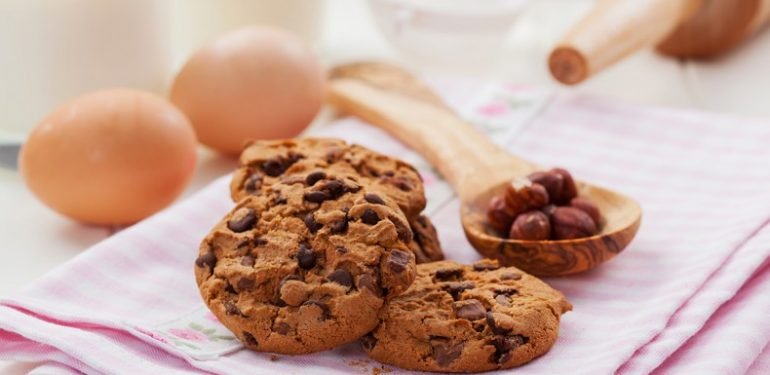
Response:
[549, 0, 770, 85]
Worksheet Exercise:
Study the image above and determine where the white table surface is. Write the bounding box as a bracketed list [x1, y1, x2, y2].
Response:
[3, 0, 770, 373]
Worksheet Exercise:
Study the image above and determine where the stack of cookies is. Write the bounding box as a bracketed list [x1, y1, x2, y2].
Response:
[195, 138, 571, 372]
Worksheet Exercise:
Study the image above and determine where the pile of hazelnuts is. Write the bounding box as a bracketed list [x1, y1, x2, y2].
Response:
[487, 168, 601, 241]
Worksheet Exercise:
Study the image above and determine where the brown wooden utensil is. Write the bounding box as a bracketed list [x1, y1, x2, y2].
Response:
[550, 0, 770, 85]
[327, 62, 642, 276]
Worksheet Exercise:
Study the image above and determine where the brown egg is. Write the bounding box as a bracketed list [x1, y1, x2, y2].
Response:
[19, 89, 198, 225]
[170, 26, 326, 155]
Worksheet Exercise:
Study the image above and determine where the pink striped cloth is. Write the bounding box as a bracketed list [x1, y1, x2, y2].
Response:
[2, 84, 770, 374]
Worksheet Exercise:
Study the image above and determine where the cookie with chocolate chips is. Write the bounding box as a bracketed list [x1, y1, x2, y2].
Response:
[195, 177, 419, 354]
[362, 259, 571, 372]
[229, 138, 443, 263]
[230, 138, 427, 218]
[408, 215, 443, 263]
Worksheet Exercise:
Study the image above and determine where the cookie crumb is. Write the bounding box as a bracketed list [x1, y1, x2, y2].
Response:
[347, 359, 371, 373]
[269, 355, 279, 362]
[372, 365, 392, 374]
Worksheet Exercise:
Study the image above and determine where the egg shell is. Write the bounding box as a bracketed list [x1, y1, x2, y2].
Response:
[19, 89, 198, 225]
[170, 26, 326, 155]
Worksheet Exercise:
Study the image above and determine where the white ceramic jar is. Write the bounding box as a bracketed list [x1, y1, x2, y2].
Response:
[0, 0, 173, 140]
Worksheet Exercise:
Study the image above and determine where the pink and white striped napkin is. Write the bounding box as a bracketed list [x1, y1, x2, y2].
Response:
[2, 82, 770, 375]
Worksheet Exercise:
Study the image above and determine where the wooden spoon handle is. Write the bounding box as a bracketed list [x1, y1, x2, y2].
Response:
[658, 0, 770, 57]
[327, 63, 535, 201]
[549, 0, 701, 84]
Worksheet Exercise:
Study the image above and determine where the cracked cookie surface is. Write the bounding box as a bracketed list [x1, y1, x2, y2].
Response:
[229, 138, 443, 263]
[230, 138, 427, 219]
[196, 177, 418, 354]
[362, 259, 571, 372]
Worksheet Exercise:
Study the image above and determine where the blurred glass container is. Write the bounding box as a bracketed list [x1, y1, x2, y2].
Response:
[170, 0, 326, 67]
[367, 0, 530, 68]
[0, 0, 172, 141]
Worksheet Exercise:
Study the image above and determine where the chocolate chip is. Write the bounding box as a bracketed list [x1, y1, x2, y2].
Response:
[361, 208, 381, 225]
[364, 193, 385, 205]
[494, 289, 518, 307]
[301, 300, 330, 320]
[195, 251, 216, 271]
[287, 151, 304, 163]
[434, 268, 464, 281]
[389, 215, 413, 242]
[305, 171, 326, 186]
[455, 299, 487, 320]
[432, 340, 464, 367]
[237, 277, 255, 291]
[386, 176, 413, 191]
[383, 170, 395, 177]
[326, 269, 353, 290]
[325, 148, 344, 163]
[496, 288, 518, 297]
[330, 219, 348, 234]
[387, 250, 410, 273]
[297, 244, 316, 270]
[473, 261, 500, 271]
[253, 237, 268, 247]
[261, 154, 302, 178]
[443, 282, 475, 300]
[304, 213, 322, 233]
[262, 158, 287, 177]
[304, 191, 329, 203]
[236, 238, 252, 251]
[227, 208, 257, 233]
[225, 282, 236, 294]
[356, 274, 380, 295]
[500, 272, 522, 281]
[322, 180, 346, 198]
[225, 301, 244, 316]
[346, 183, 362, 193]
[489, 334, 529, 364]
[336, 247, 348, 254]
[274, 322, 291, 335]
[241, 255, 255, 267]
[485, 312, 512, 335]
[244, 173, 263, 193]
[361, 333, 377, 351]
[242, 332, 258, 347]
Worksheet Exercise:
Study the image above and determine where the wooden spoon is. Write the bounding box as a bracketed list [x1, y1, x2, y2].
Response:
[549, 0, 770, 85]
[327, 62, 641, 276]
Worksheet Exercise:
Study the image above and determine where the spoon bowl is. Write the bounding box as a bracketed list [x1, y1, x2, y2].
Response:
[462, 180, 641, 276]
[327, 62, 642, 276]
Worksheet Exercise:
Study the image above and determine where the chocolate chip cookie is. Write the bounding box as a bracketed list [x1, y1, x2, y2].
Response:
[409, 215, 443, 263]
[362, 259, 571, 372]
[196, 175, 419, 354]
[230, 138, 426, 219]
[229, 138, 443, 263]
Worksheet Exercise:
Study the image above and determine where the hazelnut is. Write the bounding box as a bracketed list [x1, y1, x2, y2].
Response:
[509, 211, 551, 241]
[487, 195, 515, 232]
[552, 207, 597, 240]
[504, 178, 549, 216]
[527, 171, 564, 204]
[541, 204, 557, 218]
[570, 197, 601, 225]
[551, 168, 578, 204]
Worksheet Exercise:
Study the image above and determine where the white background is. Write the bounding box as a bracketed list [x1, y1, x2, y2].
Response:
[2, 0, 770, 372]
